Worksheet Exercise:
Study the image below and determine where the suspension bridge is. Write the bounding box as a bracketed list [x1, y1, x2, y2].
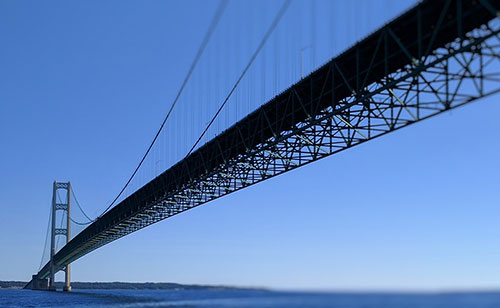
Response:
[25, 0, 500, 291]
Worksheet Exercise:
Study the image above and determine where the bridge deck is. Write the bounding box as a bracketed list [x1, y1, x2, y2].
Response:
[33, 0, 500, 281]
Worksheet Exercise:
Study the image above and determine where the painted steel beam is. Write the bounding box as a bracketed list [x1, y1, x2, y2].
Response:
[34, 0, 500, 280]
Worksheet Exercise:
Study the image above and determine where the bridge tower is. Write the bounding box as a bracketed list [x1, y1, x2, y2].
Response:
[49, 181, 72, 292]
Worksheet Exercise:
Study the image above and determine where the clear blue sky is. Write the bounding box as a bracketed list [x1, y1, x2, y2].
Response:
[1, 0, 499, 291]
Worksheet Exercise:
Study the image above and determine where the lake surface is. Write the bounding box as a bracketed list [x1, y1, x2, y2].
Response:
[1, 289, 500, 307]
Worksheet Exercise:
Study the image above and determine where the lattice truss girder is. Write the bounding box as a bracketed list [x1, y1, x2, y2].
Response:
[77, 18, 500, 260]
[41, 0, 500, 276]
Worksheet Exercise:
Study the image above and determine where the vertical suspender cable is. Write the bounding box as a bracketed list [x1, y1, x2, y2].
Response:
[97, 0, 228, 217]
[186, 0, 292, 158]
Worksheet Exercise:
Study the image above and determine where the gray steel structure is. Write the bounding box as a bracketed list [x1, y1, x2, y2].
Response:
[28, 0, 500, 285]
[49, 181, 71, 291]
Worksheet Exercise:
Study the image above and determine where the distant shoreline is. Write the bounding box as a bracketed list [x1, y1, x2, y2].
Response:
[0, 281, 264, 291]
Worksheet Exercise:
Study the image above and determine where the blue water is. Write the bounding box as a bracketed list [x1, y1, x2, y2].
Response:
[1, 289, 500, 307]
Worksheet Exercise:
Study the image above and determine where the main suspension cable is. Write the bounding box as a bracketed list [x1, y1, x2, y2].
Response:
[97, 0, 228, 218]
[70, 217, 92, 226]
[71, 187, 94, 223]
[186, 0, 292, 158]
[38, 202, 52, 270]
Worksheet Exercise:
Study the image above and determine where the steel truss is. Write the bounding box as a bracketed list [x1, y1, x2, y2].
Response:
[35, 0, 500, 279]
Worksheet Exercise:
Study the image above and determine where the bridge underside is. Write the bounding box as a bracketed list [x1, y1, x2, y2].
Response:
[32, 0, 500, 282]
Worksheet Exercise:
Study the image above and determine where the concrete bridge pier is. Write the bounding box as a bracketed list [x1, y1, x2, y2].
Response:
[63, 264, 71, 292]
[30, 275, 49, 290]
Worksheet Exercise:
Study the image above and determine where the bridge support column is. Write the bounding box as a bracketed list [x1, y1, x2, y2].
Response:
[49, 182, 57, 291]
[63, 264, 71, 292]
[48, 181, 72, 292]
[30, 275, 49, 290]
[63, 182, 71, 292]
